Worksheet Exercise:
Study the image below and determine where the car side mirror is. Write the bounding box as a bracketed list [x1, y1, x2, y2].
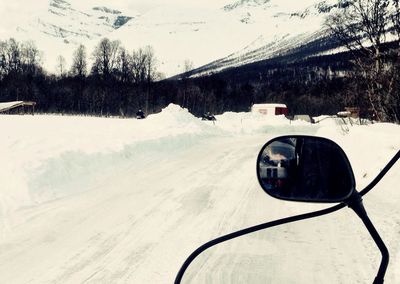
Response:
[257, 136, 356, 203]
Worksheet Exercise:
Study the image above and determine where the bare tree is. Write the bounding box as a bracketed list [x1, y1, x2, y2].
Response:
[5, 38, 22, 74]
[117, 47, 132, 83]
[0, 39, 41, 77]
[70, 44, 87, 78]
[0, 40, 7, 78]
[91, 38, 121, 78]
[143, 46, 157, 113]
[69, 44, 88, 112]
[115, 47, 133, 116]
[56, 55, 67, 77]
[144, 45, 157, 83]
[131, 47, 148, 84]
[20, 40, 41, 75]
[183, 59, 194, 74]
[129, 46, 158, 112]
[180, 59, 195, 108]
[326, 0, 400, 122]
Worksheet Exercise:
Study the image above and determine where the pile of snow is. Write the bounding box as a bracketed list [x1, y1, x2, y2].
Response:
[146, 104, 218, 136]
[1, 105, 398, 219]
[0, 104, 219, 216]
[214, 111, 317, 135]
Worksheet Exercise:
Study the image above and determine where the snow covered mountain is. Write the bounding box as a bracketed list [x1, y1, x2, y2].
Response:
[39, 0, 134, 42]
[0, 0, 344, 77]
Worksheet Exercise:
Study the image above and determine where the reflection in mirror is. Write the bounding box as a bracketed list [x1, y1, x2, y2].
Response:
[257, 136, 355, 203]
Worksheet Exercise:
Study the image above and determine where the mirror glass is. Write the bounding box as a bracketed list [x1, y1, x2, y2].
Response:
[257, 136, 355, 203]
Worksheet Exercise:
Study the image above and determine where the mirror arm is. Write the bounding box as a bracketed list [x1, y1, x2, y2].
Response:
[346, 192, 389, 284]
[174, 203, 345, 284]
[360, 150, 400, 197]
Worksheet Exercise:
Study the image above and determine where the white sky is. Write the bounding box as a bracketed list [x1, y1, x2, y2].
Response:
[0, 1, 46, 37]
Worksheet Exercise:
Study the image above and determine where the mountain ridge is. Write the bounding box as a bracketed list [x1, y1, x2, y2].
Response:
[1, 0, 342, 76]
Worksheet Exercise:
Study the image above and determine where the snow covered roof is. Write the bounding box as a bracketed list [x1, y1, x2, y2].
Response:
[251, 103, 287, 109]
[0, 101, 36, 113]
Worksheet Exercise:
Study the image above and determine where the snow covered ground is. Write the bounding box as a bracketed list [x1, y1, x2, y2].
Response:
[0, 104, 399, 283]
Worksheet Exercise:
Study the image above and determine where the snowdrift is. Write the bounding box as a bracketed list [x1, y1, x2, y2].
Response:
[0, 104, 218, 214]
[1, 105, 399, 218]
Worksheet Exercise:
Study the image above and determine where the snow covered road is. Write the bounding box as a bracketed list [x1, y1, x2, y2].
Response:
[0, 106, 399, 283]
[0, 135, 270, 283]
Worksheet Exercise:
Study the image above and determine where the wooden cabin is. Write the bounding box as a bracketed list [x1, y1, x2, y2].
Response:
[0, 101, 37, 115]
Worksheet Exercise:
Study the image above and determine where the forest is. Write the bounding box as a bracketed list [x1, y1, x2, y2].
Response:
[0, 37, 363, 118]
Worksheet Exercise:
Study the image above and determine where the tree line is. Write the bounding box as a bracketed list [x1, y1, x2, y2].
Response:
[0, 37, 162, 116]
[0, 36, 385, 119]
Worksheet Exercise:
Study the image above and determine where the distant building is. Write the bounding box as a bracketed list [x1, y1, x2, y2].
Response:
[251, 104, 288, 116]
[344, 107, 360, 119]
[0, 101, 37, 115]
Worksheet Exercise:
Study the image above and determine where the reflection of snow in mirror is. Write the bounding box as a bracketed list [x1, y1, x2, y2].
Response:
[258, 136, 358, 203]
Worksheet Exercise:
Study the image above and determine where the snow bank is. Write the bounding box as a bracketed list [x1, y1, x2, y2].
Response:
[1, 106, 399, 228]
[214, 111, 317, 135]
[146, 103, 218, 136]
[0, 104, 219, 219]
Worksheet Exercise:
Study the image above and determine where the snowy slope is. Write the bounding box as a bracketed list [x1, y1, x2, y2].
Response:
[18, 0, 137, 44]
[0, 106, 399, 283]
[0, 0, 341, 77]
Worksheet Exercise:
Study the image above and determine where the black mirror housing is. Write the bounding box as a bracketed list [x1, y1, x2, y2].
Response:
[257, 136, 356, 203]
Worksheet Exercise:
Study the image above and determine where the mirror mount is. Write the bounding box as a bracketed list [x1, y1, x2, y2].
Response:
[257, 135, 390, 283]
[345, 191, 389, 284]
